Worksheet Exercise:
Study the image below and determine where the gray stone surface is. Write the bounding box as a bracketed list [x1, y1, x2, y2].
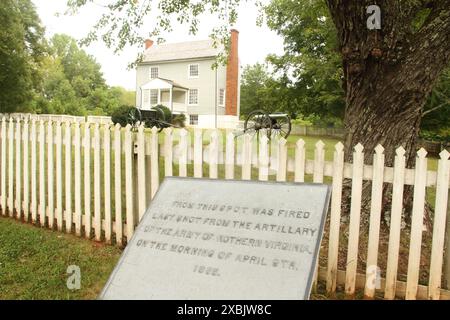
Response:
[100, 177, 331, 300]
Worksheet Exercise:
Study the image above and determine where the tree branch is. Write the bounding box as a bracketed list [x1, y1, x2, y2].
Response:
[422, 101, 449, 116]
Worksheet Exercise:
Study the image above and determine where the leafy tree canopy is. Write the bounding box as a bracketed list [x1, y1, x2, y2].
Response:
[0, 0, 47, 113]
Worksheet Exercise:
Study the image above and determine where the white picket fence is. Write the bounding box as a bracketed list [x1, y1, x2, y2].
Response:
[0, 117, 449, 300]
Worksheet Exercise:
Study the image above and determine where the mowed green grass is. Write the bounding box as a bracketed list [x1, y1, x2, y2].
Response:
[0, 216, 122, 300]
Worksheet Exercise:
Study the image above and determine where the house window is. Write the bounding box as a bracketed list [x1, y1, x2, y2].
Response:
[150, 66, 159, 79]
[188, 64, 199, 78]
[189, 114, 199, 125]
[188, 89, 198, 105]
[150, 90, 158, 105]
[219, 88, 225, 106]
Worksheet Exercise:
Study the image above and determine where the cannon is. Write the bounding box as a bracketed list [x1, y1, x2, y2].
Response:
[127, 106, 173, 132]
[243, 110, 292, 139]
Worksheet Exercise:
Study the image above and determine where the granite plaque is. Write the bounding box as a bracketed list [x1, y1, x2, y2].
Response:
[100, 177, 331, 300]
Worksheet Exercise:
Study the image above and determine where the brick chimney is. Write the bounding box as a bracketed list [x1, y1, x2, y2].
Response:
[225, 29, 239, 116]
[145, 39, 154, 50]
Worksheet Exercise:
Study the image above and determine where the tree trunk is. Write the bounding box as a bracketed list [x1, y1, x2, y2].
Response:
[326, 0, 450, 220]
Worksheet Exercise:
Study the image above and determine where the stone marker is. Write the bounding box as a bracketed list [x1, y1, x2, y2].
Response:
[100, 177, 331, 300]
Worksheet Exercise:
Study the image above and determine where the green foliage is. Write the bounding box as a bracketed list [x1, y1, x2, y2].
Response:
[264, 0, 345, 121]
[421, 68, 450, 135]
[0, 0, 47, 113]
[155, 104, 172, 122]
[33, 34, 135, 116]
[172, 113, 186, 128]
[66, 0, 243, 68]
[111, 105, 134, 127]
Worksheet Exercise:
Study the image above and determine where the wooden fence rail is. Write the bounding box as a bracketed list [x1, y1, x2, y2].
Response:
[0, 117, 449, 300]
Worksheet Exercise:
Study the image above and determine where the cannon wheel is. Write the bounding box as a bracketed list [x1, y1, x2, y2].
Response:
[127, 107, 142, 131]
[244, 110, 272, 139]
[271, 115, 292, 139]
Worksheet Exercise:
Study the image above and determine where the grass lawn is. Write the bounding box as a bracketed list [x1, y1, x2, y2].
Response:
[0, 216, 122, 299]
[0, 215, 350, 300]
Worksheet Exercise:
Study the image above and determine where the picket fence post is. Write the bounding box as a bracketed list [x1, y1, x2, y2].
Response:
[405, 148, 428, 300]
[345, 143, 364, 296]
[225, 131, 235, 180]
[136, 125, 146, 222]
[209, 130, 219, 179]
[1, 117, 6, 214]
[326, 142, 344, 293]
[114, 124, 123, 246]
[22, 119, 29, 221]
[15, 120, 22, 219]
[65, 121, 72, 233]
[242, 134, 252, 180]
[294, 139, 306, 183]
[38, 120, 45, 225]
[364, 145, 385, 298]
[384, 147, 407, 299]
[30, 119, 37, 222]
[84, 122, 92, 238]
[164, 128, 173, 177]
[72, 122, 81, 235]
[104, 123, 112, 242]
[150, 126, 159, 199]
[179, 129, 188, 177]
[9, 119, 15, 217]
[194, 128, 203, 178]
[428, 150, 450, 299]
[276, 138, 287, 182]
[258, 135, 269, 181]
[124, 124, 134, 240]
[55, 121, 63, 230]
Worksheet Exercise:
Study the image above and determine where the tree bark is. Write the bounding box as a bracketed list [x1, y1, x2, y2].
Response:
[326, 0, 450, 166]
[326, 0, 450, 219]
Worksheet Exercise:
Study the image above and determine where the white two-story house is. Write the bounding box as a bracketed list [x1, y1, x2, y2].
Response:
[135, 30, 240, 128]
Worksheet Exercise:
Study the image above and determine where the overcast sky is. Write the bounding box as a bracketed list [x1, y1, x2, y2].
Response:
[32, 0, 285, 91]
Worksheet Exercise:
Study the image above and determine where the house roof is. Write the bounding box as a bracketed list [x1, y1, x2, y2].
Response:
[142, 39, 221, 63]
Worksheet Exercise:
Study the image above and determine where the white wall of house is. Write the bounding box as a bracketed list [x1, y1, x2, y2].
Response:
[135, 58, 227, 118]
[194, 115, 241, 129]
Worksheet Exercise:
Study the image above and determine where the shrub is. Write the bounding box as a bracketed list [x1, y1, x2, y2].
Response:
[172, 113, 186, 127]
[155, 104, 172, 122]
[111, 105, 134, 127]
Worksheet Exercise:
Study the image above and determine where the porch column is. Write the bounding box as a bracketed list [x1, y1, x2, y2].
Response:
[157, 89, 161, 105]
[169, 88, 173, 112]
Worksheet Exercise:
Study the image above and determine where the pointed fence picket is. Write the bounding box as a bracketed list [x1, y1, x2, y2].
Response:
[114, 124, 123, 246]
[364, 145, 385, 298]
[1, 118, 6, 214]
[194, 128, 203, 178]
[428, 150, 450, 299]
[345, 143, 364, 296]
[65, 121, 72, 233]
[84, 123, 92, 238]
[103, 123, 112, 242]
[405, 148, 428, 300]
[384, 147, 407, 299]
[74, 122, 82, 236]
[326, 142, 344, 293]
[225, 131, 235, 180]
[56, 122, 63, 230]
[38, 120, 45, 225]
[47, 121, 53, 227]
[15, 120, 22, 219]
[209, 130, 219, 179]
[0, 117, 449, 300]
[22, 120, 29, 221]
[258, 136, 269, 181]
